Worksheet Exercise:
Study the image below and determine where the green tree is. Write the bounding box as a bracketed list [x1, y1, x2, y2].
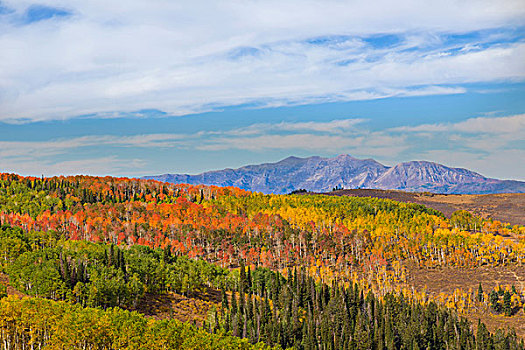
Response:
[477, 283, 484, 302]
[503, 290, 512, 316]
[490, 290, 500, 313]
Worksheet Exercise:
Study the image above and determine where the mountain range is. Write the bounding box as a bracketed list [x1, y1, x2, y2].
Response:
[143, 155, 525, 195]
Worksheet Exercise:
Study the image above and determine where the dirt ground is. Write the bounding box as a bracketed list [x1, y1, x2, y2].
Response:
[325, 189, 525, 226]
[0, 273, 28, 298]
[406, 265, 525, 296]
[406, 264, 525, 339]
[131, 287, 222, 325]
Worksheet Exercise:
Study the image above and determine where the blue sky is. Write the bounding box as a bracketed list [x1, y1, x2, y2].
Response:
[0, 0, 524, 180]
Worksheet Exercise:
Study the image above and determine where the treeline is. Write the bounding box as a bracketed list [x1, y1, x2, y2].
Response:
[0, 173, 247, 217]
[1, 225, 230, 309]
[213, 264, 524, 350]
[0, 296, 274, 350]
[244, 192, 446, 219]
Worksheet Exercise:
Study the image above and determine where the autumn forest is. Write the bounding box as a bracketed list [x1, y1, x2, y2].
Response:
[0, 173, 524, 349]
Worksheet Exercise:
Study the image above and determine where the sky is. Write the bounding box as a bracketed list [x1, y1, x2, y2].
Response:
[0, 0, 524, 180]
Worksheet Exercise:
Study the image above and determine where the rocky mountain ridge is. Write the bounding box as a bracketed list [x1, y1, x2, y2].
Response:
[143, 155, 525, 194]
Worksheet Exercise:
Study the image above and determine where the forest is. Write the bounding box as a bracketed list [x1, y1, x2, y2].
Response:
[0, 173, 524, 349]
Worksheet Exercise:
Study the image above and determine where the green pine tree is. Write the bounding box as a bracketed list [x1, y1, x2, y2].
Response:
[503, 290, 512, 316]
[478, 283, 484, 302]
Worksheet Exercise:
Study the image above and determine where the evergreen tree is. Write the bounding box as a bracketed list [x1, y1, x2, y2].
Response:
[490, 290, 501, 312]
[222, 289, 229, 310]
[504, 290, 512, 316]
[477, 283, 484, 302]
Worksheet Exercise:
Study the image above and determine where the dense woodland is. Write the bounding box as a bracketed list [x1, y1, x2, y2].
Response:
[2, 225, 229, 309]
[0, 296, 273, 350]
[216, 263, 523, 350]
[0, 173, 524, 349]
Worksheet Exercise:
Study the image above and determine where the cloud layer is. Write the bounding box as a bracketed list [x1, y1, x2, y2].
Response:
[2, 114, 524, 180]
[0, 0, 524, 121]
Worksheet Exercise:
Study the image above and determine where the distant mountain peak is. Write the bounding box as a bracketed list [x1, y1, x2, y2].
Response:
[335, 154, 356, 159]
[276, 155, 309, 164]
[143, 155, 525, 195]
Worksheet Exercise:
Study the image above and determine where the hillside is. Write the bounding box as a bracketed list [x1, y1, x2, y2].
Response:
[144, 155, 525, 194]
[0, 173, 524, 348]
[324, 189, 525, 226]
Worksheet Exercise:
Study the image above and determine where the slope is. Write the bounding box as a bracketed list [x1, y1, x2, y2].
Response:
[144, 155, 525, 194]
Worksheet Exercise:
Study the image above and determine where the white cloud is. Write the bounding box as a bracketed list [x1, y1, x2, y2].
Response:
[222, 118, 367, 136]
[384, 114, 525, 179]
[0, 134, 190, 159]
[452, 114, 525, 134]
[419, 149, 525, 180]
[0, 119, 371, 157]
[0, 119, 410, 174]
[196, 133, 410, 158]
[1, 156, 147, 177]
[0, 0, 524, 121]
[391, 113, 525, 135]
[192, 120, 411, 159]
[1, 115, 524, 179]
[197, 134, 363, 151]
